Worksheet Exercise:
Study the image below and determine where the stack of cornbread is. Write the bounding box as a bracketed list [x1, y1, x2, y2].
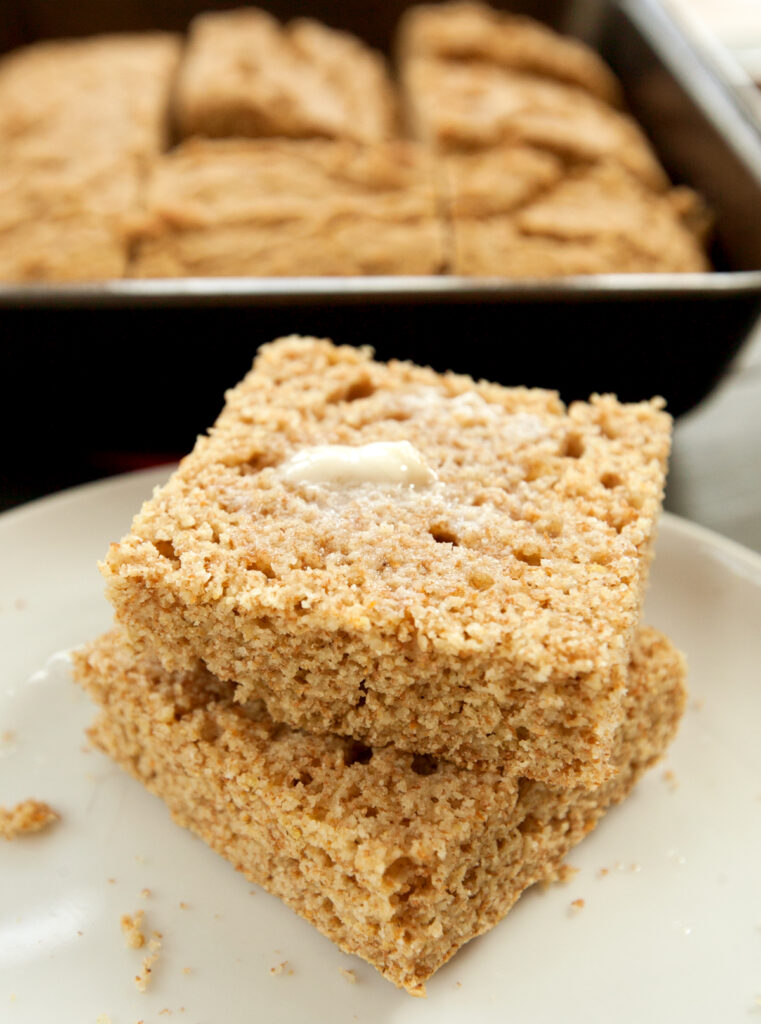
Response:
[0, 2, 709, 281]
[73, 336, 687, 994]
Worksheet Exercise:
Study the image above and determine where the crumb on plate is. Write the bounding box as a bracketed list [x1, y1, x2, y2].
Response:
[0, 799, 58, 839]
[540, 862, 578, 890]
[121, 910, 145, 949]
[662, 768, 678, 790]
[135, 932, 163, 991]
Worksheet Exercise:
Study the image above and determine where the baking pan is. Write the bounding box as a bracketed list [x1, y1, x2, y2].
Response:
[2, 0, 761, 508]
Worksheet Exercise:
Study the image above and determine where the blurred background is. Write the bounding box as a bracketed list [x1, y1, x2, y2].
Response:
[0, 0, 759, 552]
[659, 0, 761, 552]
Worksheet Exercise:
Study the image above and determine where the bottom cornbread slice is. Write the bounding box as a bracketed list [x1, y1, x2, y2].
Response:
[72, 626, 685, 995]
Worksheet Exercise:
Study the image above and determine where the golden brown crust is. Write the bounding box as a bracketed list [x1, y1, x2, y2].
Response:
[0, 34, 181, 167]
[101, 337, 672, 786]
[0, 33, 180, 282]
[444, 144, 565, 218]
[127, 138, 446, 278]
[72, 625, 686, 995]
[0, 8, 710, 282]
[400, 56, 668, 191]
[449, 159, 709, 276]
[174, 8, 398, 144]
[396, 1, 622, 105]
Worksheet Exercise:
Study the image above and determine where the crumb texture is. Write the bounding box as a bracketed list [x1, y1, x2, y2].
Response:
[72, 625, 686, 995]
[102, 337, 672, 785]
[0, 799, 58, 839]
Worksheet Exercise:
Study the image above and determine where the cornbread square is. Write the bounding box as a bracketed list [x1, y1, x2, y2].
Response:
[0, 153, 140, 282]
[0, 33, 180, 282]
[72, 626, 687, 995]
[101, 337, 672, 787]
[0, 34, 180, 169]
[128, 139, 445, 277]
[400, 57, 668, 191]
[174, 7, 397, 144]
[449, 158, 709, 276]
[397, 1, 622, 105]
[0, 213, 128, 283]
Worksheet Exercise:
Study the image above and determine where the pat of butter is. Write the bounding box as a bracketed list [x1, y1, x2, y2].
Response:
[280, 441, 437, 487]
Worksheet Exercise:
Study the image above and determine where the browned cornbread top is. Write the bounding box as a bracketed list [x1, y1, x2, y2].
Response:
[0, 147, 141, 282]
[174, 7, 397, 144]
[448, 156, 709, 276]
[444, 144, 565, 218]
[74, 624, 686, 994]
[127, 138, 446, 277]
[105, 336, 670, 669]
[131, 138, 441, 227]
[0, 33, 180, 282]
[0, 34, 181, 170]
[514, 163, 708, 268]
[103, 338, 671, 782]
[401, 57, 667, 191]
[0, 214, 130, 283]
[397, 1, 622, 105]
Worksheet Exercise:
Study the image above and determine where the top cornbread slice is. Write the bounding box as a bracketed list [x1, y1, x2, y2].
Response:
[101, 337, 671, 787]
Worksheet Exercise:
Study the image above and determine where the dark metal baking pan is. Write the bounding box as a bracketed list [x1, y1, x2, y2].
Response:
[2, 0, 761, 508]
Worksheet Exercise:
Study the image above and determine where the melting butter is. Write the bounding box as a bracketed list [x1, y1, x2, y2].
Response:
[280, 441, 437, 487]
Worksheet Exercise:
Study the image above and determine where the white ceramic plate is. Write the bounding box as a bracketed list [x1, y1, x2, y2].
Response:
[1, 467, 760, 1024]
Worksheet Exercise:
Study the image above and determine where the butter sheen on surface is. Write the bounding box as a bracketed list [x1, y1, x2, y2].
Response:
[280, 441, 437, 487]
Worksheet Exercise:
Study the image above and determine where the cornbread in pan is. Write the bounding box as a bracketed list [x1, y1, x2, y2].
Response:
[0, 33, 180, 167]
[400, 56, 668, 190]
[72, 625, 687, 995]
[448, 157, 710, 276]
[174, 7, 397, 144]
[0, 33, 180, 282]
[0, 163, 134, 281]
[128, 138, 445, 278]
[101, 337, 672, 786]
[396, 0, 622, 105]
